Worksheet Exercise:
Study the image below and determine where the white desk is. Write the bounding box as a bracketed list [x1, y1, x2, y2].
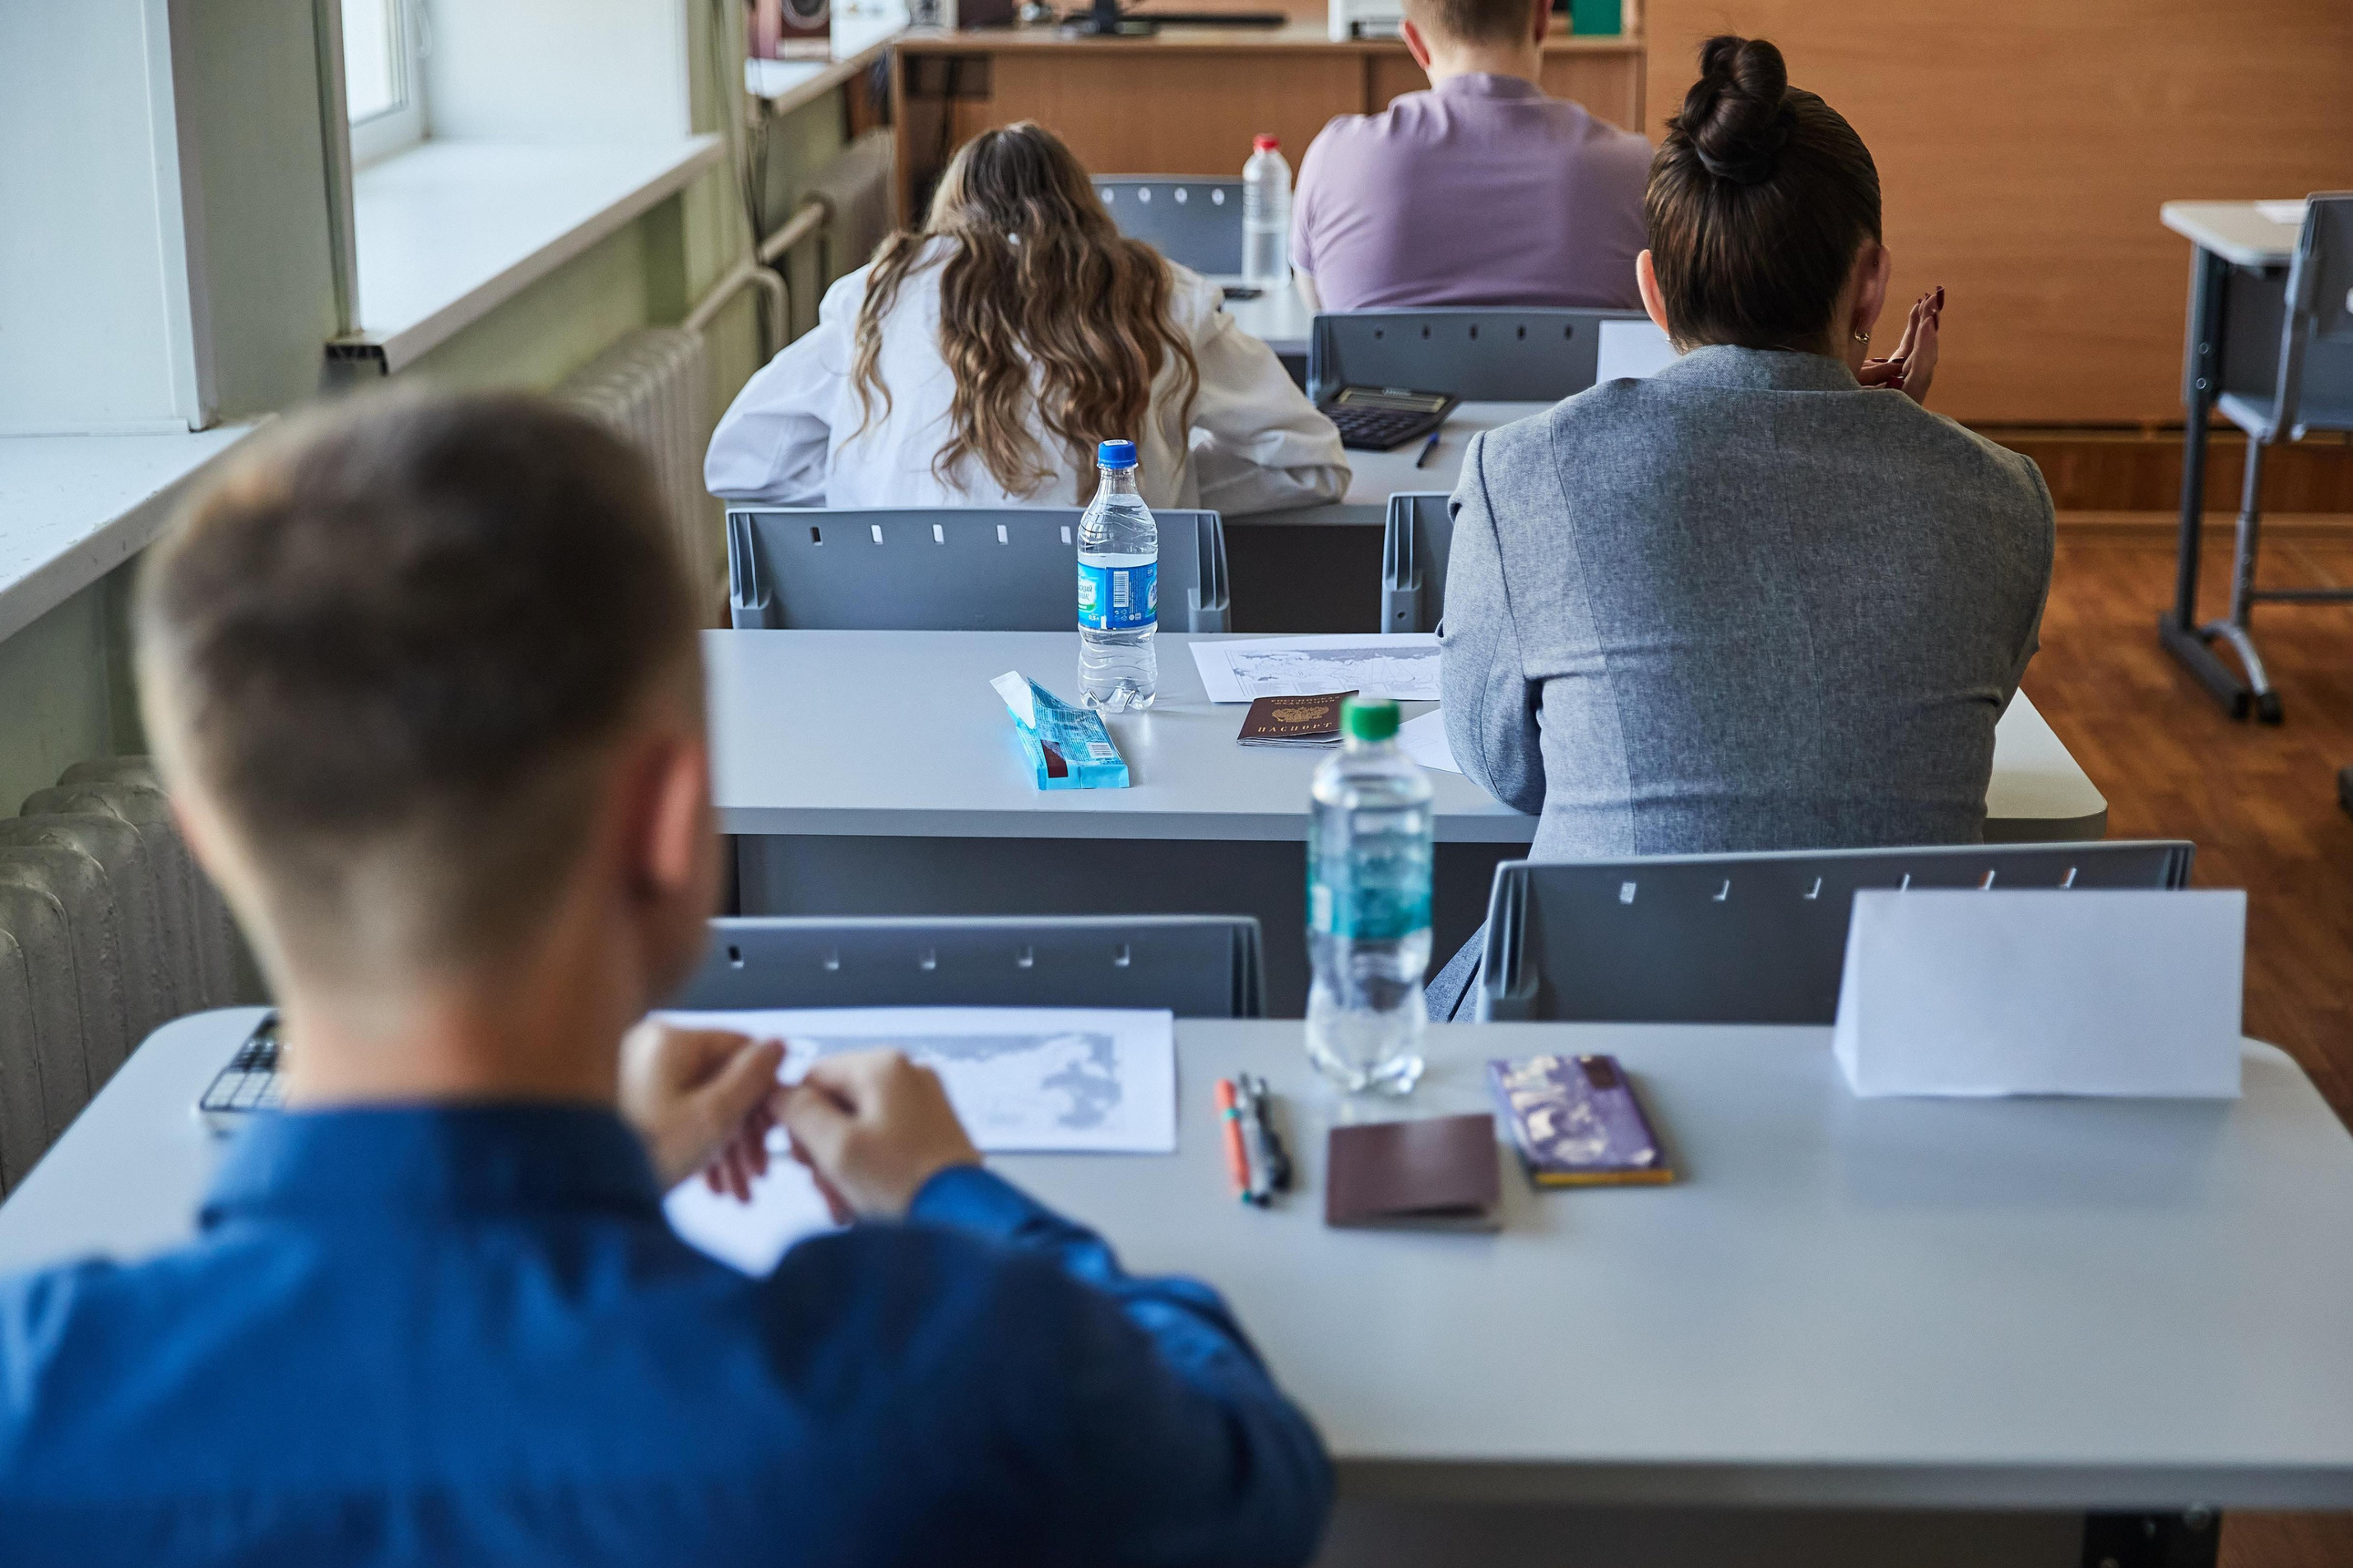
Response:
[708, 629, 2108, 1010]
[7, 1009, 2350, 1564]
[1219, 282, 1314, 360]
[2155, 199, 2309, 718]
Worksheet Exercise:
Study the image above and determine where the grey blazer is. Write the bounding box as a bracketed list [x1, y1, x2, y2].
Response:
[1440, 344, 2054, 861]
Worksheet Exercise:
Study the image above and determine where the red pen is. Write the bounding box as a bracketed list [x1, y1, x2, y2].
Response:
[1215, 1079, 1251, 1202]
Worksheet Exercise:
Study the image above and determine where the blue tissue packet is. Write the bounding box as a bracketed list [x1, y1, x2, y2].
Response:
[991, 671, 1130, 790]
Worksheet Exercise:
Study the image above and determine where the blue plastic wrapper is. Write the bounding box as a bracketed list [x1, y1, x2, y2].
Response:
[991, 671, 1131, 790]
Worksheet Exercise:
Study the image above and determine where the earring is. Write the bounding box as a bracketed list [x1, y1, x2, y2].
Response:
[1851, 332, 1872, 345]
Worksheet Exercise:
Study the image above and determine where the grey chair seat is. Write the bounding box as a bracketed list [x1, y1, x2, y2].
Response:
[672, 914, 1265, 1018]
[2216, 389, 2353, 441]
[726, 505, 1231, 633]
[1094, 178, 1243, 276]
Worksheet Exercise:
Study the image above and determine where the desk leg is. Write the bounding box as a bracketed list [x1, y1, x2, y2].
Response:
[2157, 247, 2255, 717]
[2081, 1510, 2221, 1568]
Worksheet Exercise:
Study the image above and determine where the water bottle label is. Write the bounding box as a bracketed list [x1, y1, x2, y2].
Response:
[1077, 560, 1158, 632]
[1308, 875, 1432, 942]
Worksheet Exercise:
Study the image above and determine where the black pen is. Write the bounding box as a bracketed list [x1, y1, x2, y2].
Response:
[1413, 430, 1441, 469]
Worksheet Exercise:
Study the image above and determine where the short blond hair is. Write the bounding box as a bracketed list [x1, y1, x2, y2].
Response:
[137, 391, 700, 977]
[1402, 0, 1536, 46]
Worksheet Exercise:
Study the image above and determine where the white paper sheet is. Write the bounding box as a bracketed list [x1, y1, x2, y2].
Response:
[1398, 708, 1461, 773]
[1831, 890, 2245, 1099]
[1596, 318, 1678, 382]
[654, 1006, 1179, 1273]
[2256, 200, 2309, 226]
[1190, 633, 1441, 703]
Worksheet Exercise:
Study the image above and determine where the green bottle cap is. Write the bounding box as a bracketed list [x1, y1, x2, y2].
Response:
[1341, 696, 1400, 742]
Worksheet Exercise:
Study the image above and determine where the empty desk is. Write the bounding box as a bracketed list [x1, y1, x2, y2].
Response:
[8, 1009, 2350, 1566]
[704, 630, 2108, 1014]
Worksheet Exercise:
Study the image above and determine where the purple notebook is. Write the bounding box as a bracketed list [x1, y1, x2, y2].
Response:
[1488, 1054, 1674, 1187]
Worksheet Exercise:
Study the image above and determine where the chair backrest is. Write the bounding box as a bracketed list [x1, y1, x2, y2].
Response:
[672, 915, 1265, 1018]
[1477, 840, 2197, 1024]
[1308, 307, 1651, 403]
[2275, 192, 2353, 439]
[1094, 177, 1244, 276]
[1381, 491, 1452, 633]
[726, 506, 1229, 632]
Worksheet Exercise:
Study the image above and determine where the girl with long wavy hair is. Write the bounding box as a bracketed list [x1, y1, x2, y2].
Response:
[707, 122, 1348, 513]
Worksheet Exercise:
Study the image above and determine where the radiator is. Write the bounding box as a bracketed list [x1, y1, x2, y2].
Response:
[560, 328, 722, 622]
[805, 128, 894, 279]
[0, 758, 256, 1193]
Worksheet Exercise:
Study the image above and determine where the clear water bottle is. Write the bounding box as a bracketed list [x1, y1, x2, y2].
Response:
[1076, 438, 1158, 711]
[1242, 133, 1291, 289]
[1306, 698, 1432, 1095]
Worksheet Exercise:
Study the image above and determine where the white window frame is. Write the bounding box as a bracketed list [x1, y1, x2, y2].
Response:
[346, 0, 429, 168]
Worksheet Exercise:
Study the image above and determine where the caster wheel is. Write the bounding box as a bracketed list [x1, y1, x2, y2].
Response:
[2256, 691, 2284, 725]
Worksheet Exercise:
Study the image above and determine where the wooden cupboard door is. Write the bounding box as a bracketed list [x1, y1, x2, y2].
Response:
[956, 53, 1367, 177]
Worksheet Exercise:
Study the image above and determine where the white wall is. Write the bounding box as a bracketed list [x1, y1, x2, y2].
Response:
[425, 0, 692, 143]
[0, 0, 206, 434]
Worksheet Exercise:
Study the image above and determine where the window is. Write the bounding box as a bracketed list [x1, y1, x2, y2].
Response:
[343, 0, 426, 166]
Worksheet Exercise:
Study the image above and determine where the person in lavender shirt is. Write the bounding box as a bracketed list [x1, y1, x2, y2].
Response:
[1290, 0, 1651, 313]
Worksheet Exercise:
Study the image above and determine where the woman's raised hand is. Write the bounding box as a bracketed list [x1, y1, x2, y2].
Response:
[1858, 285, 1943, 406]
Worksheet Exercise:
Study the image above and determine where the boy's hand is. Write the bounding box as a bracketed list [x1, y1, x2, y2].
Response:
[619, 1022, 786, 1196]
[777, 1050, 982, 1220]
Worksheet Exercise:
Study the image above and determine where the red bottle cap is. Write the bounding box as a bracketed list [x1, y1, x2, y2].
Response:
[1252, 134, 1279, 152]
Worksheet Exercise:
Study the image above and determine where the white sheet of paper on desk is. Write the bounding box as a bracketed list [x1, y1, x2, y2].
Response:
[1397, 708, 1462, 773]
[665, 1153, 837, 1277]
[655, 1006, 1177, 1276]
[2256, 200, 2309, 226]
[1190, 633, 1441, 703]
[1596, 318, 1678, 383]
[659, 1006, 1177, 1153]
[1831, 889, 2245, 1099]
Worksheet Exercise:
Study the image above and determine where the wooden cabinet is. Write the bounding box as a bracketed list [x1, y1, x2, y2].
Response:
[889, 25, 1644, 222]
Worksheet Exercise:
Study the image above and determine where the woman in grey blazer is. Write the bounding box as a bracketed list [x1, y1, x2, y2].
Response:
[1430, 35, 2054, 1018]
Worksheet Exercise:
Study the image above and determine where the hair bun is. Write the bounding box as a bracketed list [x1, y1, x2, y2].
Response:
[1680, 35, 1793, 187]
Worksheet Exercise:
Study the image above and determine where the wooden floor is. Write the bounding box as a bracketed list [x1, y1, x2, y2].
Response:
[2022, 533, 2353, 1568]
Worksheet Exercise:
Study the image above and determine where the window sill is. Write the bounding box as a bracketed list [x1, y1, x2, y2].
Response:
[334, 136, 725, 373]
[0, 427, 259, 643]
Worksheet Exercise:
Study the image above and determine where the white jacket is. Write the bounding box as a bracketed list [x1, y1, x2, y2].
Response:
[704, 242, 1349, 514]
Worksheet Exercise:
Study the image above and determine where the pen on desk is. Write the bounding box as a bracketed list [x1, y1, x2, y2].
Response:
[1413, 430, 1441, 469]
[1241, 1074, 1292, 1193]
[1215, 1079, 1254, 1202]
[1232, 1080, 1274, 1206]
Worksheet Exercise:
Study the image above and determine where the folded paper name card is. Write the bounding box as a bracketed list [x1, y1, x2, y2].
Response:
[1325, 1113, 1502, 1231]
[1832, 889, 2246, 1098]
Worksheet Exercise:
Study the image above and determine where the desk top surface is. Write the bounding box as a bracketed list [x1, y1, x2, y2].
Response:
[1225, 400, 1551, 527]
[703, 629, 2107, 840]
[5, 1009, 2347, 1510]
[2161, 200, 2304, 268]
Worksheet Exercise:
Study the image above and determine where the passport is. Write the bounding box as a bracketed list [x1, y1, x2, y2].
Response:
[1489, 1054, 1674, 1186]
[1237, 689, 1354, 747]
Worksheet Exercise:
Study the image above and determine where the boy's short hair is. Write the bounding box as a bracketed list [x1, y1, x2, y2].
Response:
[137, 392, 701, 977]
[1402, 0, 1536, 46]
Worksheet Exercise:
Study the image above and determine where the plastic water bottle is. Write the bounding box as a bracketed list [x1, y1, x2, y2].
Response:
[1305, 698, 1432, 1095]
[1242, 134, 1291, 289]
[1076, 438, 1158, 711]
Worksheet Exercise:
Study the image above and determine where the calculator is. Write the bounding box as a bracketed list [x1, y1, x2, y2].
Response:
[1317, 385, 1460, 451]
[197, 1012, 285, 1133]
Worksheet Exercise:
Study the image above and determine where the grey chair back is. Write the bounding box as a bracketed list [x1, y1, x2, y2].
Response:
[2269, 192, 2353, 440]
[1478, 841, 2196, 1024]
[1094, 177, 1243, 276]
[726, 506, 1230, 632]
[1307, 307, 1649, 404]
[1381, 491, 1451, 633]
[673, 915, 1265, 1018]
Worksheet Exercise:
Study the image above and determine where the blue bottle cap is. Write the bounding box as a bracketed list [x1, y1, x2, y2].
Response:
[1096, 439, 1139, 469]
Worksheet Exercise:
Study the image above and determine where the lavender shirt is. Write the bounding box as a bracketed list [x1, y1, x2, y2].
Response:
[1290, 73, 1652, 313]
